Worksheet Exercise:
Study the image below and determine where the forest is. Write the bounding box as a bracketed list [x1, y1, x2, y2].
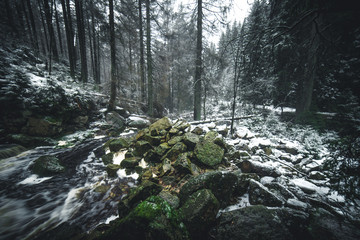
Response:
[0, 0, 360, 240]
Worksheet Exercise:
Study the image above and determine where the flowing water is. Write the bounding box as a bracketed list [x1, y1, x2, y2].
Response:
[0, 138, 137, 240]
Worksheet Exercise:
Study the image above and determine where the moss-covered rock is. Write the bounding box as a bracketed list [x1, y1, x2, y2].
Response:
[31, 155, 65, 176]
[101, 152, 113, 165]
[106, 164, 121, 178]
[134, 140, 153, 157]
[163, 142, 187, 161]
[149, 117, 172, 135]
[144, 134, 163, 146]
[174, 152, 193, 175]
[158, 190, 180, 208]
[154, 143, 171, 156]
[179, 171, 239, 208]
[194, 139, 224, 168]
[108, 138, 129, 152]
[118, 180, 163, 218]
[120, 157, 141, 169]
[180, 189, 219, 239]
[97, 196, 189, 240]
[183, 132, 200, 149]
[168, 136, 183, 146]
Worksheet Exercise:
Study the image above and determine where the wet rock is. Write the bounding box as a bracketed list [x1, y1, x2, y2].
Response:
[0, 144, 26, 160]
[118, 180, 163, 218]
[134, 140, 152, 157]
[212, 206, 310, 240]
[180, 189, 219, 239]
[107, 138, 129, 152]
[127, 116, 150, 129]
[158, 190, 180, 208]
[194, 139, 224, 168]
[238, 159, 281, 177]
[8, 134, 56, 148]
[248, 179, 283, 207]
[180, 171, 239, 208]
[105, 111, 126, 130]
[99, 196, 189, 240]
[120, 157, 141, 169]
[233, 172, 260, 196]
[23, 117, 62, 137]
[265, 182, 297, 200]
[309, 208, 360, 240]
[106, 164, 121, 177]
[149, 117, 172, 135]
[31, 155, 65, 177]
[101, 152, 113, 165]
[183, 132, 200, 149]
[163, 142, 187, 161]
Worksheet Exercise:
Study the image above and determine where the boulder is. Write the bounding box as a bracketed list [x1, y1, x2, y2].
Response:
[238, 159, 281, 177]
[163, 142, 187, 161]
[106, 164, 121, 178]
[174, 153, 192, 175]
[180, 189, 219, 239]
[248, 179, 283, 207]
[154, 143, 171, 156]
[120, 157, 141, 169]
[179, 171, 239, 208]
[99, 196, 189, 240]
[134, 140, 153, 157]
[149, 117, 172, 135]
[24, 117, 62, 137]
[158, 190, 180, 208]
[194, 139, 224, 168]
[183, 132, 200, 149]
[105, 111, 126, 130]
[101, 152, 113, 165]
[108, 138, 129, 152]
[127, 116, 150, 129]
[31, 155, 65, 176]
[212, 206, 310, 240]
[118, 180, 163, 218]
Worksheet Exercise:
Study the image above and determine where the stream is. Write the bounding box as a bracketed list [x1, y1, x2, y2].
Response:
[0, 137, 136, 240]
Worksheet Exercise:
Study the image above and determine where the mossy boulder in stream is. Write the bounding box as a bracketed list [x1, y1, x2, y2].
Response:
[95, 196, 189, 240]
[108, 138, 129, 152]
[194, 139, 224, 168]
[31, 155, 65, 176]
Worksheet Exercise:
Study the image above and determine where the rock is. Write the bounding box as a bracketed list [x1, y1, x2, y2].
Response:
[120, 157, 141, 169]
[265, 182, 297, 200]
[238, 159, 281, 177]
[158, 190, 180, 208]
[73, 115, 88, 126]
[99, 196, 189, 240]
[212, 206, 311, 240]
[143, 134, 163, 146]
[24, 117, 62, 137]
[290, 178, 318, 194]
[276, 144, 299, 155]
[172, 120, 190, 132]
[149, 117, 172, 135]
[118, 180, 163, 218]
[134, 140, 153, 157]
[106, 164, 121, 178]
[174, 153, 192, 175]
[0, 144, 26, 160]
[308, 171, 327, 180]
[286, 198, 308, 211]
[154, 143, 171, 156]
[204, 130, 219, 141]
[194, 139, 224, 168]
[94, 185, 111, 194]
[168, 135, 183, 146]
[105, 111, 126, 130]
[180, 189, 219, 239]
[248, 179, 283, 207]
[309, 208, 360, 240]
[163, 142, 187, 161]
[108, 138, 129, 152]
[233, 172, 260, 196]
[183, 132, 200, 149]
[101, 152, 113, 165]
[127, 116, 150, 129]
[144, 149, 162, 163]
[180, 171, 239, 208]
[31, 155, 65, 176]
[161, 158, 174, 175]
[191, 127, 204, 135]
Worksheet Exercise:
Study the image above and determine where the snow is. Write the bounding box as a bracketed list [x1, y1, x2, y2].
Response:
[117, 169, 138, 180]
[26, 73, 47, 87]
[113, 150, 127, 165]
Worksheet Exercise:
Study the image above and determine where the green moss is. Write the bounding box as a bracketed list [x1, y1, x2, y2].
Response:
[101, 152, 113, 165]
[32, 155, 65, 177]
[194, 140, 224, 168]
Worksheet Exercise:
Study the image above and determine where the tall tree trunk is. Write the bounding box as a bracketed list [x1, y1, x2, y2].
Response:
[108, 0, 117, 111]
[26, 0, 39, 53]
[146, 0, 153, 116]
[91, 0, 100, 84]
[43, 0, 59, 62]
[296, 20, 320, 117]
[54, 0, 63, 56]
[75, 0, 88, 83]
[194, 0, 203, 120]
[4, 0, 17, 34]
[38, 0, 49, 57]
[21, 0, 34, 45]
[60, 0, 75, 78]
[139, 0, 146, 103]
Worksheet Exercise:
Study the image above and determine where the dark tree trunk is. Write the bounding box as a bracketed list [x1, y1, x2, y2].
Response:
[26, 0, 39, 53]
[54, 0, 63, 56]
[4, 0, 17, 34]
[60, 0, 75, 78]
[43, 0, 59, 62]
[138, 0, 145, 103]
[108, 0, 117, 111]
[38, 0, 49, 56]
[146, 0, 153, 116]
[75, 0, 88, 83]
[194, 0, 203, 120]
[91, 0, 100, 84]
